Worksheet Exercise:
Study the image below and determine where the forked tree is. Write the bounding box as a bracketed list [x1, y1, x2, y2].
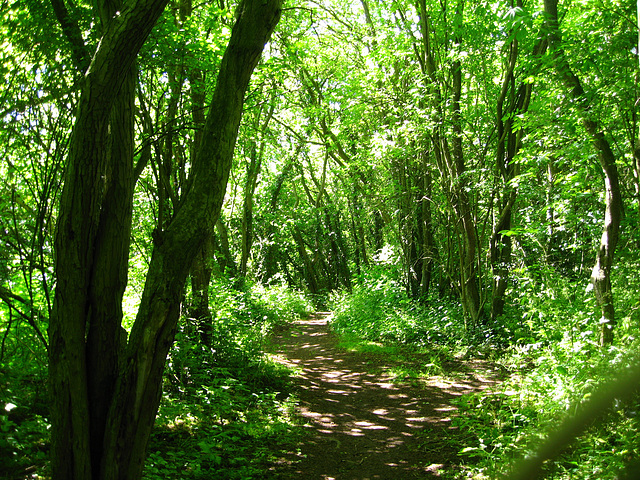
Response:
[47, 0, 283, 478]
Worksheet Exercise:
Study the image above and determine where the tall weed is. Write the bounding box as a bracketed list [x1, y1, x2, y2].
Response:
[329, 267, 469, 351]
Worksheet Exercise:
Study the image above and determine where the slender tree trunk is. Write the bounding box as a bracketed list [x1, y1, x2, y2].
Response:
[489, 12, 548, 322]
[419, 164, 435, 297]
[544, 0, 623, 346]
[324, 207, 352, 290]
[214, 217, 238, 278]
[292, 226, 320, 295]
[186, 4, 213, 344]
[190, 235, 214, 345]
[261, 157, 294, 283]
[636, 1, 640, 246]
[373, 210, 384, 253]
[450, 33, 482, 324]
[240, 99, 274, 277]
[393, 153, 416, 296]
[417, 0, 481, 323]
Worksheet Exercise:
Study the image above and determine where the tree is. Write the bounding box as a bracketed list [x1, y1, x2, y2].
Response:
[489, 2, 548, 321]
[543, 0, 623, 346]
[413, 0, 484, 323]
[48, 0, 283, 478]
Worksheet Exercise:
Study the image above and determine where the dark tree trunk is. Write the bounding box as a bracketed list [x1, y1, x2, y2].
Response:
[419, 165, 435, 297]
[417, 0, 481, 324]
[240, 99, 274, 277]
[214, 217, 238, 278]
[190, 235, 214, 346]
[324, 207, 351, 291]
[261, 157, 294, 283]
[293, 226, 320, 295]
[49, 2, 169, 477]
[451, 46, 482, 325]
[489, 6, 548, 322]
[373, 210, 384, 253]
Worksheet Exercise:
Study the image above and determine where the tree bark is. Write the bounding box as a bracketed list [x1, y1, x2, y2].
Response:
[416, 0, 482, 323]
[449, 2, 482, 324]
[292, 226, 321, 295]
[190, 235, 214, 345]
[544, 0, 623, 346]
[49, 1, 170, 477]
[260, 156, 294, 283]
[214, 216, 238, 277]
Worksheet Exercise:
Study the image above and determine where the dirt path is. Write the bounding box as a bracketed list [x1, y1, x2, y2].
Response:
[268, 313, 501, 479]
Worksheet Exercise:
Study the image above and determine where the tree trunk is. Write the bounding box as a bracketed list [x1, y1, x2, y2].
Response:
[190, 235, 214, 346]
[417, 0, 481, 323]
[450, 36, 482, 324]
[48, 2, 283, 478]
[214, 217, 238, 278]
[418, 161, 435, 297]
[292, 226, 321, 295]
[240, 99, 274, 277]
[544, 0, 623, 346]
[261, 157, 294, 283]
[324, 207, 352, 291]
[489, 9, 548, 322]
[49, 1, 169, 477]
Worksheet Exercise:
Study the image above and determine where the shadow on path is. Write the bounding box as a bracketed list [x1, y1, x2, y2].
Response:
[268, 313, 501, 479]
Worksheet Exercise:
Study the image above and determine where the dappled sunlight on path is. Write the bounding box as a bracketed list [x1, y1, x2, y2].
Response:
[269, 313, 501, 479]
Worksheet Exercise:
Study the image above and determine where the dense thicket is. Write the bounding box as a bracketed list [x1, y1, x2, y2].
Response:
[1, 0, 639, 478]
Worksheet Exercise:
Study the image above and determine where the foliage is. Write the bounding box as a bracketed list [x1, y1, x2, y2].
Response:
[2, 0, 640, 477]
[0, 281, 311, 479]
[328, 266, 469, 351]
[0, 369, 50, 479]
[146, 364, 301, 480]
[451, 269, 640, 479]
[328, 260, 640, 479]
[148, 281, 311, 479]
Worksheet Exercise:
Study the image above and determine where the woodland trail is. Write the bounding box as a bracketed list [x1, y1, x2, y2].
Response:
[268, 313, 501, 479]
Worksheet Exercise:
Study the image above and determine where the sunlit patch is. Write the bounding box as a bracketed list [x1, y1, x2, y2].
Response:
[327, 389, 349, 394]
[385, 437, 405, 447]
[434, 406, 456, 412]
[354, 421, 388, 430]
[426, 463, 445, 472]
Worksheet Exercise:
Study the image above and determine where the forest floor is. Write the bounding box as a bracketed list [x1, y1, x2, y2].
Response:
[266, 313, 504, 479]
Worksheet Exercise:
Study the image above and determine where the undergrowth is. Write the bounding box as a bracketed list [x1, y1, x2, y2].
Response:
[145, 280, 312, 479]
[0, 280, 312, 480]
[328, 267, 468, 352]
[328, 265, 640, 480]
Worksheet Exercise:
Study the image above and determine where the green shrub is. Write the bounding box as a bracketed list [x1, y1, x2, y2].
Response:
[150, 280, 311, 479]
[328, 266, 468, 350]
[453, 271, 640, 480]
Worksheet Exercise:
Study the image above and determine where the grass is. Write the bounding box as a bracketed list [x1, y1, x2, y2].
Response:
[327, 266, 640, 480]
[145, 280, 313, 479]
